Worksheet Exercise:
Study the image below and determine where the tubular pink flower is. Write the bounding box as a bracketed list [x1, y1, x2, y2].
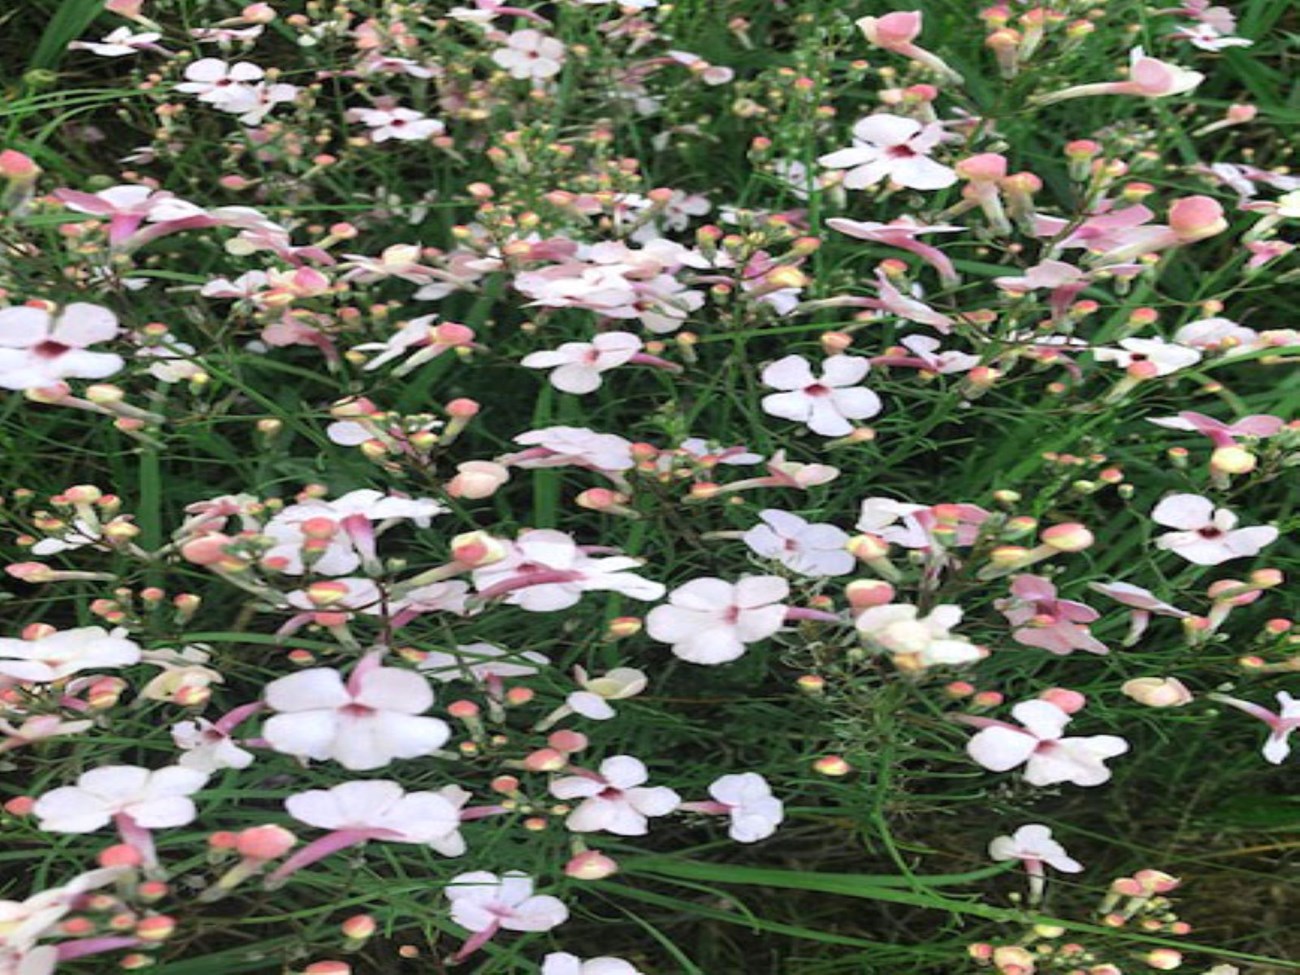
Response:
[1035, 48, 1203, 104]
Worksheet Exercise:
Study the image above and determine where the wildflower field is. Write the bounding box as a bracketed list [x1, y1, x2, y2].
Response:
[0, 0, 1297, 972]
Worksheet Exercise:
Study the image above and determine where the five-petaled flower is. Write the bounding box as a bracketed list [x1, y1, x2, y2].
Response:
[965, 700, 1129, 787]
[550, 755, 681, 836]
[646, 575, 789, 664]
[1151, 494, 1278, 565]
[0, 304, 125, 390]
[760, 355, 883, 437]
[446, 870, 568, 960]
[819, 115, 957, 191]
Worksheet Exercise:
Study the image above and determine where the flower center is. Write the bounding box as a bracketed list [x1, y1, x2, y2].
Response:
[804, 383, 831, 397]
[1197, 527, 1223, 538]
[887, 145, 918, 159]
[31, 340, 70, 359]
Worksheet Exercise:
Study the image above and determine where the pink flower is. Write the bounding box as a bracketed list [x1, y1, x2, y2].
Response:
[855, 603, 982, 668]
[760, 354, 882, 437]
[855, 11, 963, 82]
[646, 576, 789, 664]
[262, 658, 451, 771]
[492, 29, 566, 80]
[0, 626, 140, 682]
[965, 700, 1129, 787]
[471, 529, 665, 611]
[446, 871, 568, 960]
[551, 756, 681, 835]
[1209, 692, 1300, 763]
[0, 304, 124, 390]
[1088, 580, 1189, 645]
[996, 575, 1108, 656]
[1148, 411, 1284, 446]
[989, 823, 1082, 904]
[502, 426, 636, 475]
[521, 332, 643, 394]
[175, 58, 264, 108]
[819, 115, 957, 191]
[1036, 47, 1203, 103]
[828, 216, 964, 284]
[744, 509, 854, 577]
[1151, 494, 1278, 565]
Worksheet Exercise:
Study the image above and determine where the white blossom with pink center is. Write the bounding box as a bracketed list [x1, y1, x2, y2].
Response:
[1150, 494, 1278, 565]
[33, 765, 207, 834]
[446, 871, 568, 960]
[965, 700, 1129, 787]
[0, 304, 124, 390]
[501, 426, 636, 474]
[550, 756, 681, 835]
[260, 489, 444, 575]
[471, 529, 664, 611]
[262, 658, 451, 771]
[491, 29, 566, 80]
[646, 575, 789, 664]
[285, 780, 466, 858]
[542, 954, 645, 975]
[1093, 337, 1201, 376]
[348, 105, 445, 142]
[0, 626, 140, 682]
[819, 114, 957, 191]
[743, 509, 854, 577]
[521, 332, 643, 394]
[760, 354, 882, 437]
[706, 772, 785, 843]
[989, 823, 1083, 903]
[855, 603, 983, 668]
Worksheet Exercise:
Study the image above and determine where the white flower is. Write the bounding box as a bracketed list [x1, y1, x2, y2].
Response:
[471, 529, 664, 611]
[744, 509, 854, 577]
[286, 780, 466, 857]
[760, 355, 882, 437]
[966, 700, 1129, 787]
[708, 772, 784, 843]
[989, 824, 1083, 873]
[1093, 337, 1201, 376]
[349, 106, 445, 143]
[171, 718, 255, 772]
[417, 642, 549, 684]
[819, 114, 957, 191]
[646, 575, 789, 665]
[1151, 494, 1278, 565]
[69, 27, 162, 57]
[447, 870, 568, 933]
[855, 604, 982, 668]
[33, 765, 208, 833]
[492, 29, 566, 80]
[262, 663, 451, 771]
[175, 58, 264, 109]
[567, 667, 648, 720]
[0, 304, 124, 390]
[0, 626, 140, 682]
[521, 332, 643, 394]
[542, 953, 645, 975]
[551, 756, 681, 835]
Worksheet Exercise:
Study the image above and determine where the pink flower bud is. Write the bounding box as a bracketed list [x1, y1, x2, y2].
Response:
[565, 850, 619, 879]
[0, 150, 40, 179]
[235, 825, 297, 861]
[548, 730, 588, 753]
[1039, 687, 1086, 713]
[1039, 523, 1094, 552]
[1121, 677, 1193, 708]
[1168, 196, 1226, 241]
[857, 11, 922, 50]
[446, 461, 510, 500]
[846, 579, 895, 608]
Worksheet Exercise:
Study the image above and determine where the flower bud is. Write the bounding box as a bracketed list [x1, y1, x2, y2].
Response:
[1121, 677, 1193, 708]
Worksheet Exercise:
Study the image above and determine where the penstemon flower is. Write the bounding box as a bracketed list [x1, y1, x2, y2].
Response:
[445, 871, 568, 960]
[550, 756, 681, 836]
[819, 115, 957, 191]
[963, 700, 1129, 787]
[646, 575, 789, 664]
[1150, 494, 1279, 565]
[0, 304, 125, 390]
[760, 355, 883, 437]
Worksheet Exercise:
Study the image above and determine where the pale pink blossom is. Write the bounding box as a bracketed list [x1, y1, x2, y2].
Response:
[492, 29, 566, 80]
[348, 106, 445, 143]
[1147, 411, 1284, 446]
[744, 509, 854, 577]
[1088, 580, 1189, 644]
[551, 756, 681, 835]
[965, 700, 1129, 787]
[827, 216, 964, 284]
[471, 529, 664, 611]
[262, 658, 451, 771]
[446, 871, 568, 960]
[351, 317, 475, 375]
[996, 575, 1108, 656]
[33, 765, 208, 862]
[1151, 494, 1278, 565]
[705, 772, 784, 843]
[285, 780, 466, 859]
[1170, 23, 1252, 51]
[989, 823, 1082, 903]
[0, 626, 140, 682]
[175, 58, 264, 108]
[819, 115, 957, 191]
[0, 868, 131, 975]
[501, 426, 636, 474]
[521, 332, 643, 394]
[1093, 337, 1201, 375]
[646, 576, 789, 665]
[542, 955, 644, 975]
[0, 304, 124, 390]
[171, 717, 256, 772]
[1036, 47, 1203, 103]
[855, 11, 963, 83]
[1209, 692, 1300, 763]
[855, 603, 982, 668]
[69, 27, 165, 56]
[760, 355, 882, 437]
[567, 667, 648, 720]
